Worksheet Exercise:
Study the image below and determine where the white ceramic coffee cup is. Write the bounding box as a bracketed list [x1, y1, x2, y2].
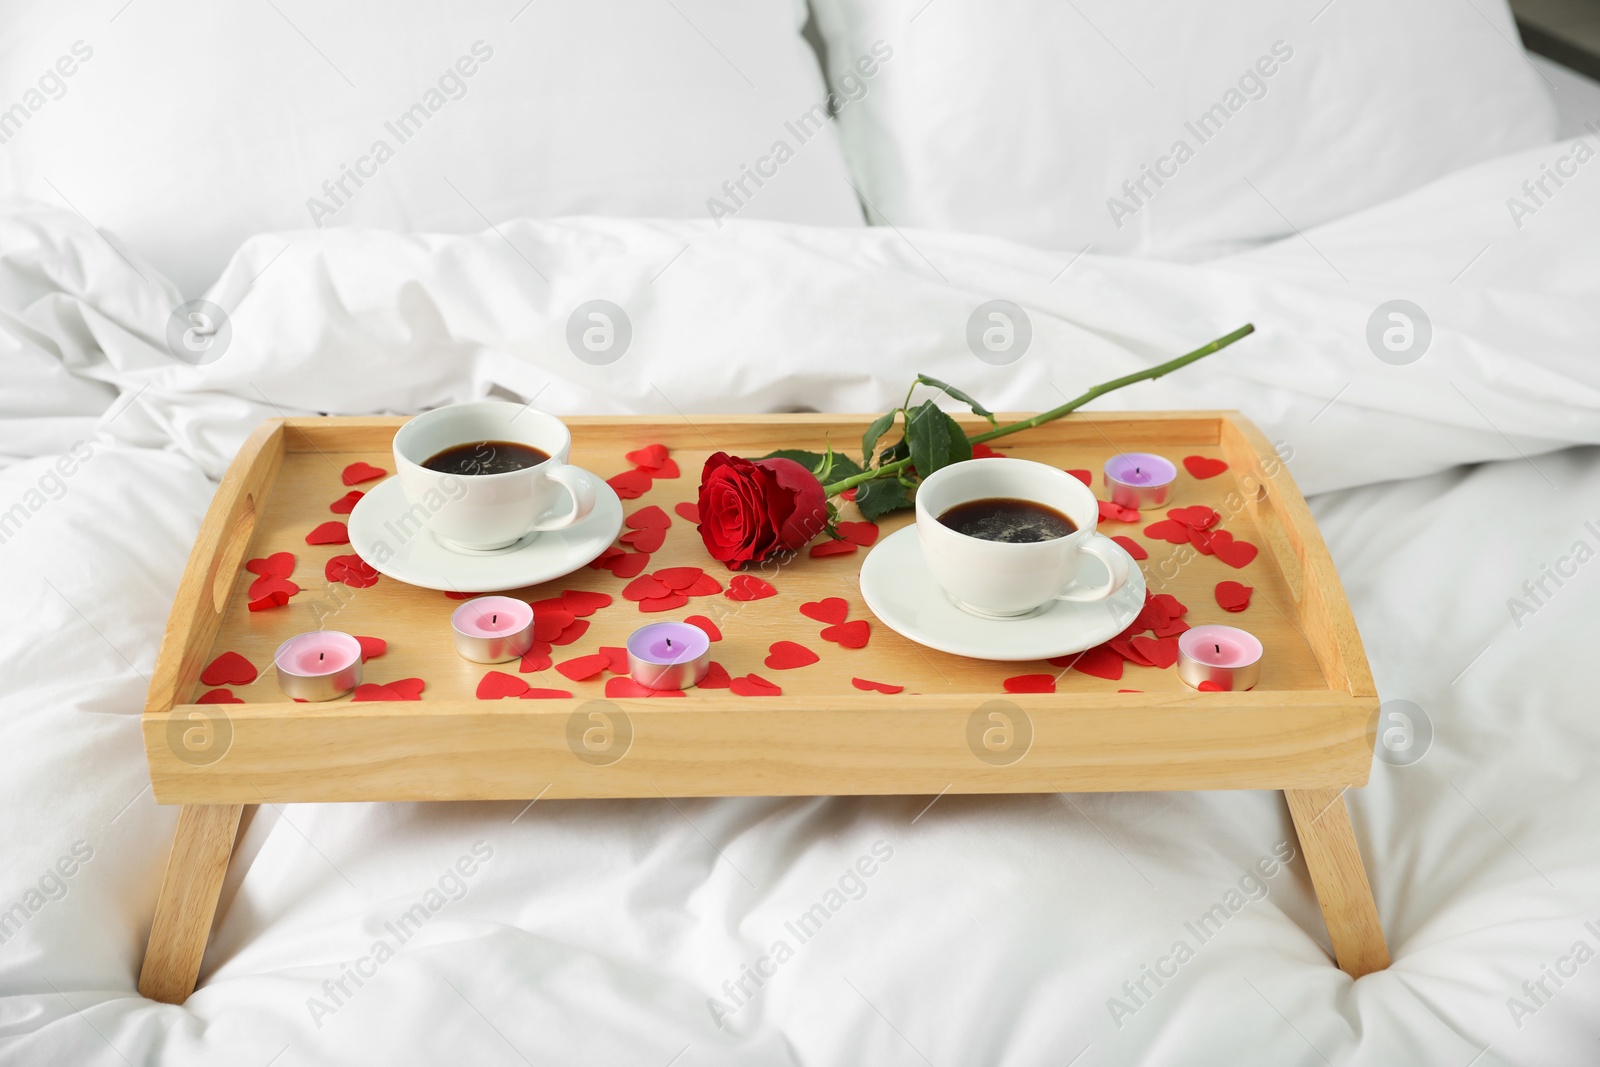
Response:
[916, 458, 1131, 617]
[393, 401, 596, 553]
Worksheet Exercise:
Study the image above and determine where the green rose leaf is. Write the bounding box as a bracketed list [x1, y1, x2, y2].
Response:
[855, 478, 913, 520]
[758, 449, 863, 483]
[905, 399, 972, 482]
[916, 374, 997, 425]
[861, 410, 897, 466]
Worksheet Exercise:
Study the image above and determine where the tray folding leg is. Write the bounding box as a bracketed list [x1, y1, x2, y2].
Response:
[138, 804, 247, 1003]
[1284, 788, 1389, 978]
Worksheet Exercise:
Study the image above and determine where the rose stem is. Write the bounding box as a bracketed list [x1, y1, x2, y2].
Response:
[822, 323, 1254, 495]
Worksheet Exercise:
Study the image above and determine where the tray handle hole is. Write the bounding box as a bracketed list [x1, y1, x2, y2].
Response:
[210, 493, 258, 613]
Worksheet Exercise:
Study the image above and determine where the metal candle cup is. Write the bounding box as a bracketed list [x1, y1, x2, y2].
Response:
[451, 595, 535, 663]
[1103, 452, 1177, 510]
[274, 631, 363, 701]
[1177, 624, 1263, 692]
[626, 621, 711, 691]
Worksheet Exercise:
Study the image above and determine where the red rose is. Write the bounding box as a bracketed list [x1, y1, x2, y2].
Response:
[697, 452, 828, 568]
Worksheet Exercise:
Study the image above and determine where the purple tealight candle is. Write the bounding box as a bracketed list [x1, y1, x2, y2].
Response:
[1103, 452, 1177, 510]
[626, 621, 711, 691]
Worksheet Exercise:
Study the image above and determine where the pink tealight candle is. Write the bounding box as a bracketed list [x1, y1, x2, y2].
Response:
[274, 631, 363, 701]
[1103, 452, 1177, 509]
[1177, 624, 1263, 692]
[626, 621, 711, 691]
[451, 595, 535, 663]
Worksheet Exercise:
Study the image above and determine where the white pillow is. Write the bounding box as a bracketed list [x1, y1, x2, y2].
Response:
[808, 0, 1557, 259]
[0, 0, 862, 296]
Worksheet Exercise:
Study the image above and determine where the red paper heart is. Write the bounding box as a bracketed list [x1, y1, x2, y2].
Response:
[1152, 593, 1188, 618]
[354, 636, 386, 661]
[604, 676, 686, 698]
[1215, 580, 1253, 612]
[201, 650, 257, 686]
[556, 654, 609, 681]
[820, 620, 870, 649]
[840, 488, 857, 502]
[835, 521, 880, 547]
[1052, 644, 1123, 680]
[1130, 635, 1180, 669]
[351, 683, 400, 702]
[698, 661, 731, 688]
[674, 501, 701, 524]
[532, 610, 577, 642]
[619, 526, 666, 552]
[1187, 526, 1214, 556]
[247, 590, 292, 612]
[305, 520, 350, 545]
[561, 589, 613, 616]
[1108, 636, 1153, 667]
[1197, 680, 1225, 692]
[1210, 532, 1258, 569]
[799, 597, 849, 625]
[625, 443, 669, 470]
[1183, 456, 1228, 479]
[1142, 519, 1191, 544]
[726, 575, 776, 601]
[1152, 618, 1191, 638]
[248, 574, 299, 601]
[729, 673, 781, 697]
[764, 640, 819, 670]
[1133, 595, 1172, 633]
[196, 688, 243, 704]
[325, 554, 379, 588]
[387, 678, 426, 700]
[686, 615, 723, 641]
[626, 505, 671, 529]
[610, 552, 652, 579]
[598, 646, 630, 675]
[683, 574, 722, 596]
[810, 540, 858, 558]
[852, 677, 904, 694]
[653, 567, 703, 590]
[650, 458, 681, 478]
[518, 642, 554, 672]
[342, 461, 387, 485]
[330, 490, 365, 514]
[1110, 535, 1148, 560]
[551, 619, 590, 646]
[1117, 689, 1142, 693]
[608, 469, 652, 498]
[246, 551, 296, 578]
[1065, 469, 1093, 487]
[444, 590, 477, 600]
[640, 592, 690, 612]
[1004, 674, 1056, 694]
[1097, 500, 1141, 524]
[589, 546, 625, 570]
[623, 575, 671, 601]
[520, 687, 574, 699]
[476, 671, 530, 699]
[530, 596, 569, 616]
[1168, 506, 1220, 530]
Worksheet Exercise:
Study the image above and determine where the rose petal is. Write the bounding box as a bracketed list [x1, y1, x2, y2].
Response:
[341, 461, 387, 485]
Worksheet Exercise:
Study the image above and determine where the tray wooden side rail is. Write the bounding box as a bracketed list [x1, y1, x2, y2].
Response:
[137, 412, 1387, 1003]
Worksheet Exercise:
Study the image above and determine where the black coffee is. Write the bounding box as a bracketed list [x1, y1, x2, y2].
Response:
[938, 497, 1076, 543]
[422, 440, 550, 476]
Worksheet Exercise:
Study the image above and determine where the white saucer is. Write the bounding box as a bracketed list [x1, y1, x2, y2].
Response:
[347, 470, 624, 592]
[858, 526, 1147, 661]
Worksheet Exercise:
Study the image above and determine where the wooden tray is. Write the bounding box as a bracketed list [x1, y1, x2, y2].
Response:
[142, 412, 1378, 806]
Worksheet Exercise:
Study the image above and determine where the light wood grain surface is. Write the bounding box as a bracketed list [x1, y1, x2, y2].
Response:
[143, 413, 1379, 804]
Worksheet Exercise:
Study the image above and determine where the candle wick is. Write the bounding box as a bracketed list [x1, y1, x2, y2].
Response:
[492, 613, 497, 625]
[1215, 644, 1220, 655]
[666, 638, 672, 648]
[319, 652, 324, 661]
[1136, 466, 1141, 474]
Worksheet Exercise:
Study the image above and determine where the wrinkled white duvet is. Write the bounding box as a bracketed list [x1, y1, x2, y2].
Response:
[3, 136, 1600, 1066]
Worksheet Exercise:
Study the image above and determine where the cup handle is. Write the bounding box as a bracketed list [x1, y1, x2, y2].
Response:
[530, 464, 597, 532]
[1054, 533, 1132, 603]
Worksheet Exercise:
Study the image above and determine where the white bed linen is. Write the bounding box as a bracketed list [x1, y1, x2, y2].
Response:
[3, 135, 1600, 1064]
